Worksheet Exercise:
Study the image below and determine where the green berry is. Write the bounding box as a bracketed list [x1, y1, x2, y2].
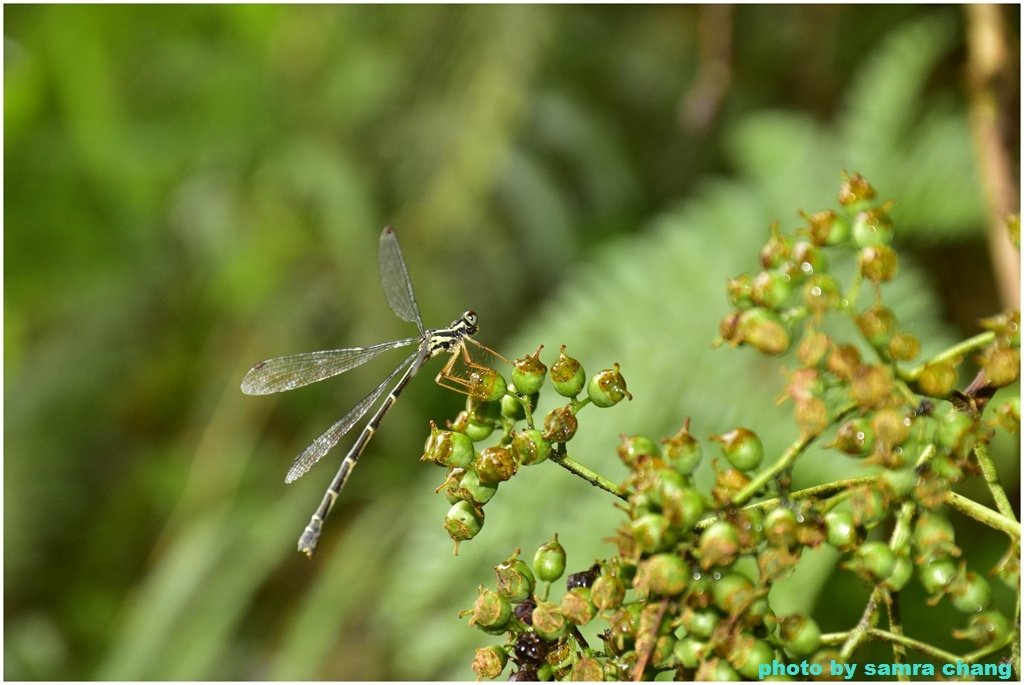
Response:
[711, 427, 764, 472]
[541, 405, 578, 443]
[831, 418, 875, 456]
[778, 614, 822, 657]
[587, 363, 632, 407]
[549, 345, 585, 397]
[845, 540, 895, 582]
[681, 606, 720, 639]
[511, 429, 552, 466]
[712, 572, 756, 616]
[560, 586, 597, 625]
[919, 558, 958, 595]
[884, 553, 914, 591]
[591, 574, 625, 612]
[949, 569, 992, 614]
[838, 172, 876, 207]
[953, 610, 1010, 646]
[617, 434, 660, 468]
[631, 512, 675, 554]
[698, 520, 741, 569]
[802, 208, 849, 246]
[474, 445, 519, 484]
[729, 634, 776, 680]
[470, 586, 511, 630]
[859, 244, 898, 284]
[472, 645, 508, 680]
[569, 656, 603, 681]
[662, 421, 703, 475]
[445, 500, 484, 548]
[918, 359, 958, 397]
[533, 534, 566, 583]
[635, 553, 688, 596]
[751, 269, 794, 308]
[851, 205, 895, 247]
[531, 601, 568, 641]
[765, 507, 799, 549]
[803, 273, 843, 312]
[673, 637, 707, 669]
[738, 307, 791, 355]
[495, 549, 535, 603]
[421, 423, 475, 468]
[464, 418, 495, 442]
[459, 468, 499, 504]
[824, 510, 860, 551]
[511, 345, 547, 395]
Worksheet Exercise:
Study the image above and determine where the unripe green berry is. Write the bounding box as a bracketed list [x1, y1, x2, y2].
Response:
[738, 307, 791, 355]
[824, 510, 860, 551]
[884, 553, 914, 591]
[422, 423, 475, 468]
[918, 359, 958, 397]
[856, 304, 896, 347]
[979, 344, 1020, 387]
[635, 553, 688, 596]
[859, 244, 898, 284]
[587, 363, 632, 407]
[474, 367, 508, 403]
[459, 468, 499, 504]
[830, 418, 875, 456]
[511, 428, 552, 466]
[531, 601, 568, 641]
[838, 172, 876, 207]
[711, 427, 764, 472]
[500, 393, 525, 421]
[472, 645, 508, 680]
[673, 637, 707, 669]
[549, 345, 585, 397]
[888, 331, 920, 361]
[474, 445, 519, 484]
[952, 610, 1010, 646]
[789, 240, 828, 279]
[803, 273, 842, 312]
[950, 570, 992, 614]
[470, 586, 511, 630]
[802, 208, 849, 246]
[661, 420, 702, 475]
[681, 606, 720, 639]
[765, 507, 799, 549]
[698, 520, 741, 569]
[844, 540, 895, 582]
[569, 656, 604, 681]
[712, 572, 756, 616]
[591, 573, 626, 612]
[542, 405, 577, 443]
[778, 614, 822, 656]
[851, 204, 895, 247]
[445, 500, 484, 548]
[511, 345, 547, 395]
[631, 512, 675, 554]
[560, 586, 597, 625]
[657, 476, 706, 531]
[919, 558, 958, 595]
[751, 269, 794, 308]
[760, 223, 793, 269]
[464, 418, 496, 443]
[729, 634, 776, 680]
[533, 534, 566, 583]
[495, 549, 535, 603]
[617, 434, 660, 468]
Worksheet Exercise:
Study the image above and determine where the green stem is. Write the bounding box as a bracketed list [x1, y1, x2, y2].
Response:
[551, 445, 628, 501]
[863, 628, 963, 663]
[882, 593, 908, 680]
[947, 491, 1021, 539]
[695, 476, 877, 530]
[903, 332, 995, 382]
[732, 403, 858, 506]
[973, 442, 1017, 520]
[839, 587, 883, 661]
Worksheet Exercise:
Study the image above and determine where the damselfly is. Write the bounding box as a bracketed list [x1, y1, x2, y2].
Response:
[241, 226, 503, 556]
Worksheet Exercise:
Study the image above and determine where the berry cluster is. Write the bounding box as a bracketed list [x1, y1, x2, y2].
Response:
[421, 344, 632, 552]
[456, 174, 1019, 680]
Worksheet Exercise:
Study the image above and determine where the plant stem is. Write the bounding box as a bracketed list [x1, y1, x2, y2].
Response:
[947, 490, 1021, 539]
[903, 332, 995, 382]
[551, 445, 628, 501]
[973, 442, 1017, 520]
[839, 587, 883, 661]
[732, 403, 858, 506]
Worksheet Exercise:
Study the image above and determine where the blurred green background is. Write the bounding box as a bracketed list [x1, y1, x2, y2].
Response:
[4, 4, 1019, 680]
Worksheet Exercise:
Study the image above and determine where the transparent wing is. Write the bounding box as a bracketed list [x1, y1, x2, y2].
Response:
[240, 337, 419, 395]
[284, 351, 419, 483]
[378, 226, 424, 334]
